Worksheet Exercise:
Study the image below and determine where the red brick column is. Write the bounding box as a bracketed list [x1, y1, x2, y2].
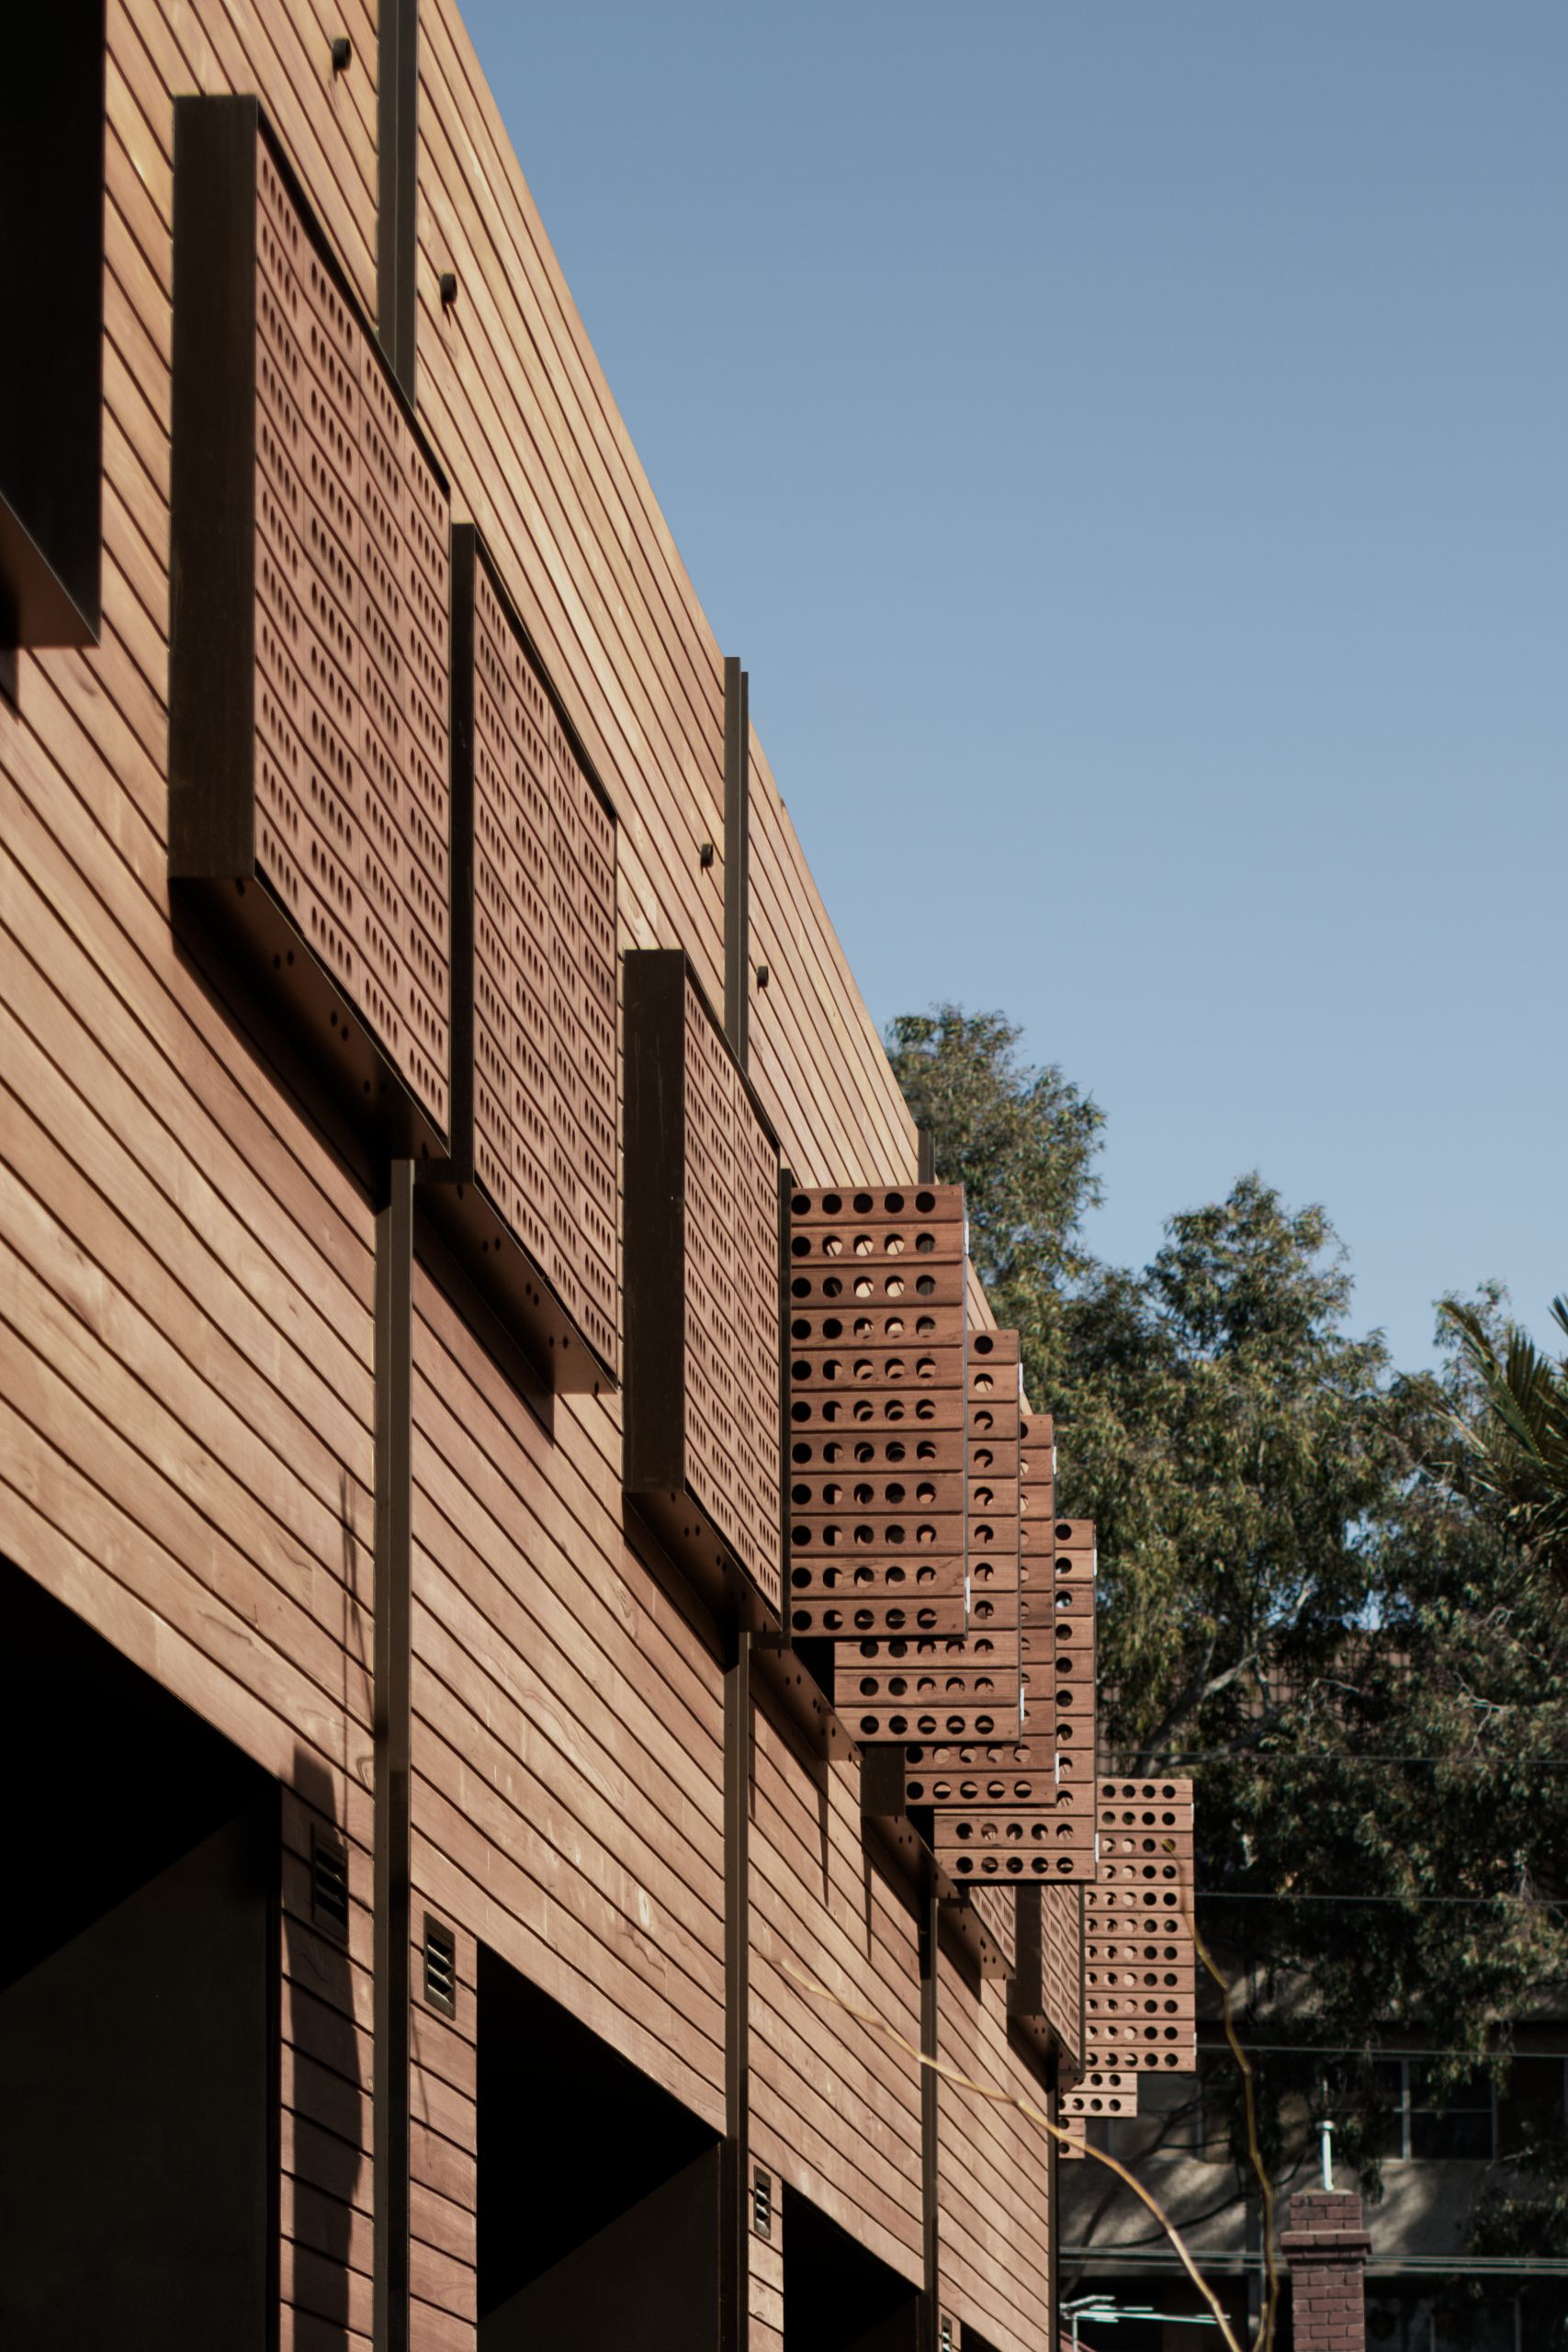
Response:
[1281, 2189, 1370, 2352]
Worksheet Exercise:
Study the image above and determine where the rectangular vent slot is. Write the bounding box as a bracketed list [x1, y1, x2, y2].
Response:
[423, 1915, 457, 2018]
[310, 1826, 349, 1940]
[751, 2166, 773, 2237]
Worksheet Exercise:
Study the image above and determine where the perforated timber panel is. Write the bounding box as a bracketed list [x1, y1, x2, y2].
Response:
[785, 1182, 969, 1651]
[171, 101, 451, 1151]
[462, 531, 618, 1378]
[1042, 1879, 1083, 2062]
[835, 1328, 1023, 1737]
[683, 974, 781, 1600]
[252, 121, 450, 1124]
[1083, 1779, 1197, 2074]
[624, 952, 782, 1621]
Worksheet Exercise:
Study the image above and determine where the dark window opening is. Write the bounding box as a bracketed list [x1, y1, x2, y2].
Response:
[783, 2188, 920, 2352]
[0, 1557, 277, 2350]
[477, 1948, 722, 2350]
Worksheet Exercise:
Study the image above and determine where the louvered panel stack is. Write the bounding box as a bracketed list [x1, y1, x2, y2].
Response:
[171, 99, 451, 1160]
[440, 526, 620, 1387]
[785, 1183, 970, 1644]
[1017, 1400, 1055, 1707]
[835, 1327, 1024, 1739]
[905, 1405, 1098, 1883]
[1042, 1517, 1098, 1856]
[1083, 1778, 1197, 2075]
[624, 951, 783, 1625]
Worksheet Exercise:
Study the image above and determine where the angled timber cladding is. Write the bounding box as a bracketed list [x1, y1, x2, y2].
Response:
[0, 6, 1209, 2346]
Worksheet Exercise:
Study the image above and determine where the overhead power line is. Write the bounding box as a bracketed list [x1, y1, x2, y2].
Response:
[1196, 2040, 1568, 2061]
[1198, 1890, 1566, 1905]
[1104, 1752, 1568, 1767]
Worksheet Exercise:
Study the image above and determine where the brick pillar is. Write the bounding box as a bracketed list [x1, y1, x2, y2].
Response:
[1281, 2189, 1370, 2352]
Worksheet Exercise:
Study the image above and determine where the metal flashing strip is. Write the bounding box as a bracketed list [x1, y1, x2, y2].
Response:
[724, 657, 750, 1067]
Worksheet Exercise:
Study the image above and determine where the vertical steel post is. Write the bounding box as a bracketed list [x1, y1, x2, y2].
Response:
[724, 657, 750, 1069]
[378, 0, 420, 401]
[1047, 2050, 1062, 2348]
[919, 1884, 941, 2352]
[722, 1629, 754, 2352]
[373, 1159, 414, 2352]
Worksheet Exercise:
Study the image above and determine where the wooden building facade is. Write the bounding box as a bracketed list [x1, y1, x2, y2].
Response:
[0, 7, 1196, 2348]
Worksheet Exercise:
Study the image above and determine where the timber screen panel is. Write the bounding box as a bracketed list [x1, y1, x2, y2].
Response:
[438, 525, 618, 1387]
[169, 96, 451, 1155]
[624, 950, 782, 1622]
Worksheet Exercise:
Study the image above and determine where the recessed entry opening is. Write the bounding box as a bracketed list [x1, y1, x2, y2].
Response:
[0, 1558, 277, 2351]
[784, 2188, 920, 2352]
[477, 1944, 723, 2351]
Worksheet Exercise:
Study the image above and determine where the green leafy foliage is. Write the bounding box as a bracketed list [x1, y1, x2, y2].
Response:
[1439, 1292, 1568, 1589]
[887, 1005, 1568, 2234]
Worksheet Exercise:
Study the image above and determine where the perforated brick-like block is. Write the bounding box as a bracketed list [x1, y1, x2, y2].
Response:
[830, 1327, 1024, 1734]
[1063, 2070, 1139, 2120]
[786, 1183, 969, 1625]
[906, 1732, 1097, 1882]
[624, 952, 782, 1624]
[1084, 1779, 1198, 2073]
[428, 525, 619, 1387]
[171, 97, 450, 1158]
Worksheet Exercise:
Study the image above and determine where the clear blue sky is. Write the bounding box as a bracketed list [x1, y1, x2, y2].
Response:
[460, 1, 1567, 1369]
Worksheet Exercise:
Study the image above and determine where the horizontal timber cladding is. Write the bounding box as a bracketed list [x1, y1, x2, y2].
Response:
[1083, 1781, 1197, 2074]
[167, 97, 452, 1158]
[623, 949, 784, 1623]
[410, 1252, 728, 2128]
[280, 1785, 375, 2348]
[747, 1687, 926, 2284]
[427, 523, 618, 1390]
[937, 1954, 1054, 2352]
[408, 1897, 478, 2345]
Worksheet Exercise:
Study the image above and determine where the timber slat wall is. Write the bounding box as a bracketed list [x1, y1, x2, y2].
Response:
[749, 1691, 926, 2287]
[412, 1259, 728, 2126]
[0, 3, 1064, 2347]
[938, 1961, 1055, 2349]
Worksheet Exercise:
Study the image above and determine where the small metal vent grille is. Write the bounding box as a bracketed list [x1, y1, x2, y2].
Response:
[423, 1914, 457, 2018]
[310, 1826, 349, 1940]
[751, 2167, 773, 2238]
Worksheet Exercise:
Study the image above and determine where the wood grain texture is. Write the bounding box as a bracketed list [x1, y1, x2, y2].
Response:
[2, 3, 1061, 2343]
[937, 1956, 1053, 2352]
